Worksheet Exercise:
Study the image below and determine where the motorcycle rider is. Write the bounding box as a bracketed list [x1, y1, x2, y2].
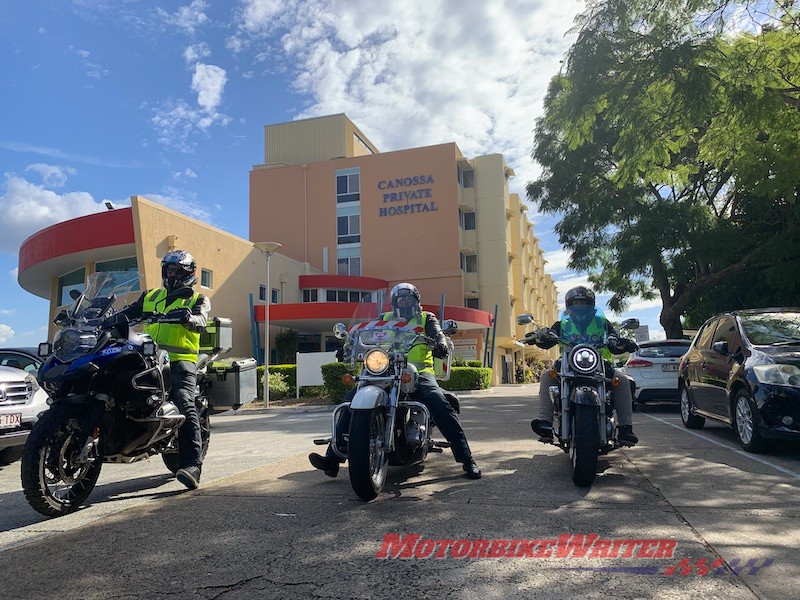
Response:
[118, 250, 210, 489]
[309, 283, 482, 479]
[529, 286, 639, 445]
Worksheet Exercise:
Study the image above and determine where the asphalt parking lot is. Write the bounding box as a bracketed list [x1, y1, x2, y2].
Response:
[1, 388, 799, 600]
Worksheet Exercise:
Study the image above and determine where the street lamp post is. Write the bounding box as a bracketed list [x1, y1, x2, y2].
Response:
[254, 241, 282, 408]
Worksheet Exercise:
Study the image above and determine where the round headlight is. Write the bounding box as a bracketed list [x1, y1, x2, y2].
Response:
[363, 349, 390, 374]
[570, 346, 599, 373]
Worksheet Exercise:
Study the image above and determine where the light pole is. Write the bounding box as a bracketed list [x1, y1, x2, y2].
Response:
[254, 242, 282, 408]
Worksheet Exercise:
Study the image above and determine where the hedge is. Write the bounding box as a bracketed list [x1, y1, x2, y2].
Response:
[439, 367, 492, 391]
[321, 362, 356, 403]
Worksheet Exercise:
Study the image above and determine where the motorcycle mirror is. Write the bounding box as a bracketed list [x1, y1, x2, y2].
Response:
[442, 319, 458, 335]
[333, 322, 347, 340]
[620, 318, 640, 330]
[69, 289, 82, 300]
[516, 313, 536, 327]
[38, 342, 52, 358]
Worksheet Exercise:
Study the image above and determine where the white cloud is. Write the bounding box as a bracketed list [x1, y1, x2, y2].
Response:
[172, 168, 198, 180]
[0, 324, 14, 344]
[543, 249, 572, 276]
[0, 309, 14, 316]
[25, 163, 76, 187]
[142, 188, 213, 224]
[0, 172, 114, 253]
[157, 0, 210, 35]
[192, 63, 227, 114]
[184, 42, 211, 65]
[9, 267, 18, 279]
[229, 0, 582, 198]
[68, 45, 109, 79]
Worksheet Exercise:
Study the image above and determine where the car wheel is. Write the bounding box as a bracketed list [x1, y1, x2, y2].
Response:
[680, 386, 705, 429]
[734, 390, 766, 453]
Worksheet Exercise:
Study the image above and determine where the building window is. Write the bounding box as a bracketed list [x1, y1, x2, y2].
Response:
[337, 214, 361, 244]
[259, 285, 265, 301]
[461, 253, 478, 273]
[465, 298, 480, 309]
[457, 166, 474, 188]
[271, 288, 279, 303]
[94, 257, 140, 293]
[302, 289, 319, 302]
[337, 256, 361, 276]
[324, 289, 370, 302]
[201, 269, 213, 288]
[336, 168, 360, 203]
[459, 209, 476, 231]
[58, 268, 85, 306]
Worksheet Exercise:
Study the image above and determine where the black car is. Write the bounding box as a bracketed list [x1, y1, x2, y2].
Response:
[678, 308, 800, 452]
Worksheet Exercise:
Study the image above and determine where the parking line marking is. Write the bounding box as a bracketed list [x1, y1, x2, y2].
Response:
[642, 413, 800, 480]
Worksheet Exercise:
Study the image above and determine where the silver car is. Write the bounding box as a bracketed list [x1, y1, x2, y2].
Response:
[0, 348, 48, 465]
[624, 339, 691, 409]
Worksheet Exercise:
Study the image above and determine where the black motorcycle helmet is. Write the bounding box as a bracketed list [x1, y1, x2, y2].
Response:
[565, 286, 596, 309]
[390, 283, 421, 320]
[161, 250, 197, 291]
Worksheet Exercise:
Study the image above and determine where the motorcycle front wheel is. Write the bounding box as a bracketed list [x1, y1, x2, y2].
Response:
[570, 404, 599, 487]
[348, 407, 388, 501]
[21, 405, 102, 518]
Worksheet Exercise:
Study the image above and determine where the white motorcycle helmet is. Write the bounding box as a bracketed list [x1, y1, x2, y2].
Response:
[390, 283, 421, 320]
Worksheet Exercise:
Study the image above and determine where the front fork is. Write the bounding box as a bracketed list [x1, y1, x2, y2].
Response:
[75, 395, 108, 464]
[551, 381, 609, 447]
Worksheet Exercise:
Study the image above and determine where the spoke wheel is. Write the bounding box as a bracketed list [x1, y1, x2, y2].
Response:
[21, 406, 102, 518]
[348, 407, 388, 501]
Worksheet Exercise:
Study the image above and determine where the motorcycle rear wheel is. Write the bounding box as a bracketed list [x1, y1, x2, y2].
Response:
[348, 407, 388, 501]
[570, 404, 599, 487]
[21, 405, 103, 518]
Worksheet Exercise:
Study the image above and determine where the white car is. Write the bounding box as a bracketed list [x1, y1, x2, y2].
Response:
[624, 339, 692, 409]
[0, 354, 49, 465]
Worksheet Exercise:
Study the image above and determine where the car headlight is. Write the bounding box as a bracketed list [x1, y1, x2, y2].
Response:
[25, 374, 40, 395]
[570, 346, 600, 374]
[753, 364, 800, 387]
[363, 349, 389, 375]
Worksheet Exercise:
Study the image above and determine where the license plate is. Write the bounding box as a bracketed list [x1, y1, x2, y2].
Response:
[662, 364, 679, 372]
[0, 413, 21, 429]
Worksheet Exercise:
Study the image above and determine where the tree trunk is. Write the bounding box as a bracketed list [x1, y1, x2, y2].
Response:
[659, 305, 685, 340]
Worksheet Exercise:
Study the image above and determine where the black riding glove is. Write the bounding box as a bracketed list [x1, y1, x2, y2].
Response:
[433, 342, 449, 359]
[163, 308, 191, 324]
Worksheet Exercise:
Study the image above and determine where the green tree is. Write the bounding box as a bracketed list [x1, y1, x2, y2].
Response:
[528, 0, 800, 337]
[274, 329, 299, 364]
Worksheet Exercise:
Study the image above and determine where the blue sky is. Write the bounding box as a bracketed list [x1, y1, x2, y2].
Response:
[0, 0, 664, 347]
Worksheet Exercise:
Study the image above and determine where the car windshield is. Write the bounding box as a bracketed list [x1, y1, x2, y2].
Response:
[636, 343, 691, 358]
[739, 312, 800, 346]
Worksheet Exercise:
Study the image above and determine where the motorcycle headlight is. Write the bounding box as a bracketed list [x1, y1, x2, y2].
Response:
[753, 364, 800, 387]
[570, 346, 599, 374]
[54, 328, 99, 362]
[363, 349, 390, 375]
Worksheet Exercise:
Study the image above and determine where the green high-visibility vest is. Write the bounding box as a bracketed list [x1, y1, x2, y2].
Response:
[560, 312, 613, 361]
[382, 311, 434, 374]
[143, 288, 201, 363]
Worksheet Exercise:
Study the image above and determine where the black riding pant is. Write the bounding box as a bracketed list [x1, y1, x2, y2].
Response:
[171, 360, 204, 469]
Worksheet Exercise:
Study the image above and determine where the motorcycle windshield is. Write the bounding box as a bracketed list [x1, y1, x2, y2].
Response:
[342, 288, 425, 370]
[559, 305, 608, 348]
[65, 271, 143, 321]
[54, 271, 143, 362]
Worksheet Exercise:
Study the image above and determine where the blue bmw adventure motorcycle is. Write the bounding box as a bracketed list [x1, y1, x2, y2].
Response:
[20, 271, 226, 517]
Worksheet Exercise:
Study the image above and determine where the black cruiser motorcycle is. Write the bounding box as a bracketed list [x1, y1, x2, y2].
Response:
[21, 271, 228, 517]
[519, 310, 639, 487]
[315, 289, 460, 501]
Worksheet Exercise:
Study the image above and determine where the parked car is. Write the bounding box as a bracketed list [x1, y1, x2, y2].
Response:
[678, 307, 800, 452]
[624, 339, 691, 409]
[0, 347, 47, 465]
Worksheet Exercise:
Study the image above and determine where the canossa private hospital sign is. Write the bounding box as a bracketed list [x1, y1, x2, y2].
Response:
[377, 175, 437, 217]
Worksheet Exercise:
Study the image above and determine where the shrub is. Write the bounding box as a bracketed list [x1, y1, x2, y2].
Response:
[268, 364, 297, 390]
[321, 362, 356, 403]
[440, 367, 492, 391]
[300, 385, 329, 399]
[466, 360, 483, 368]
[256, 367, 290, 400]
